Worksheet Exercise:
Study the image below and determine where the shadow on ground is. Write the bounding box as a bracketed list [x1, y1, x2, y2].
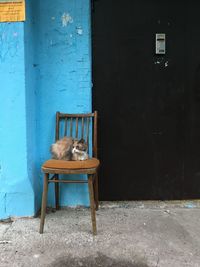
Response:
[49, 253, 148, 267]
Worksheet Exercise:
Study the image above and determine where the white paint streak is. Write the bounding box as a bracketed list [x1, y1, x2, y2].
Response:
[61, 13, 73, 27]
[165, 61, 168, 67]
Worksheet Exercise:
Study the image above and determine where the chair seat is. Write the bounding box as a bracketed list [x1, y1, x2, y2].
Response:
[42, 158, 100, 170]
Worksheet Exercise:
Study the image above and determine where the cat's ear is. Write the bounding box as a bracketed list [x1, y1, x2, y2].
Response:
[78, 138, 85, 144]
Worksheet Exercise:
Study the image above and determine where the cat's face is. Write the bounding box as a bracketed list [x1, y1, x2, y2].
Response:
[72, 139, 88, 154]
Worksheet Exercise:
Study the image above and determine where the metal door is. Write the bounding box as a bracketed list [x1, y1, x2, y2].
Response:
[92, 0, 200, 200]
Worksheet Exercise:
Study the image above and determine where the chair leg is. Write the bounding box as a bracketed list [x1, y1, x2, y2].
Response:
[55, 174, 59, 210]
[39, 173, 49, 234]
[94, 173, 99, 211]
[88, 174, 97, 235]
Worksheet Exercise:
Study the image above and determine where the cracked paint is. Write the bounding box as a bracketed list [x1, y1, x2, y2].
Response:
[0, 24, 20, 62]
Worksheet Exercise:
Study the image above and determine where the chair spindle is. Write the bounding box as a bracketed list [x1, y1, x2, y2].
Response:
[81, 117, 84, 139]
[64, 118, 67, 136]
[86, 117, 90, 145]
[70, 117, 73, 137]
[76, 117, 79, 138]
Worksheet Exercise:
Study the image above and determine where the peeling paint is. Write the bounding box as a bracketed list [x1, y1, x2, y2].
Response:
[61, 12, 73, 27]
[76, 27, 83, 35]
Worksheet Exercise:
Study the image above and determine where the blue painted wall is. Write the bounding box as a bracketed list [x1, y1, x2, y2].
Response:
[36, 0, 92, 207]
[0, 21, 35, 219]
[0, 0, 92, 219]
[24, 0, 40, 212]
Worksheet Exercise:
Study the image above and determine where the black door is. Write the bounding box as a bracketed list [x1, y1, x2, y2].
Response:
[92, 0, 200, 200]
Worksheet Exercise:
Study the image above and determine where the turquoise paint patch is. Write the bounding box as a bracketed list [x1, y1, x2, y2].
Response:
[24, 0, 41, 213]
[0, 15, 35, 219]
[6, 193, 34, 217]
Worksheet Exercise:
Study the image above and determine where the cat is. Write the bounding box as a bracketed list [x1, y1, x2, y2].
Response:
[50, 136, 73, 160]
[71, 138, 89, 161]
[50, 137, 88, 161]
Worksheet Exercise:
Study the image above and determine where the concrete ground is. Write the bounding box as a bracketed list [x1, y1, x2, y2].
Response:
[0, 201, 200, 267]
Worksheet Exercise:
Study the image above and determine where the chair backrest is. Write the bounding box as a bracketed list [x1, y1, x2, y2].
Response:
[55, 111, 98, 158]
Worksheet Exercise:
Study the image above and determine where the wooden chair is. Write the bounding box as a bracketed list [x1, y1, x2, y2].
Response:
[39, 111, 99, 235]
